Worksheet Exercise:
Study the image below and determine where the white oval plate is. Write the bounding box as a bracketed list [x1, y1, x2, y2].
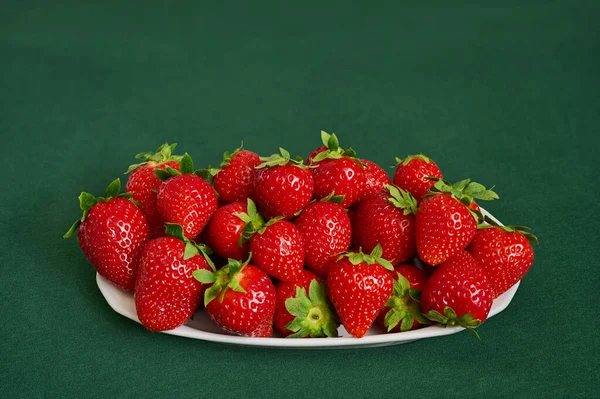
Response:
[97, 208, 520, 349]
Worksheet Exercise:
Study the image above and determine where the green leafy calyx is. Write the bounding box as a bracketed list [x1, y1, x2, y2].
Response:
[310, 131, 360, 164]
[338, 244, 394, 271]
[478, 215, 539, 244]
[256, 147, 307, 169]
[424, 306, 482, 340]
[385, 185, 418, 215]
[164, 223, 216, 267]
[393, 153, 434, 167]
[383, 273, 429, 332]
[284, 279, 340, 338]
[194, 256, 251, 306]
[125, 143, 183, 173]
[235, 198, 267, 244]
[424, 177, 498, 223]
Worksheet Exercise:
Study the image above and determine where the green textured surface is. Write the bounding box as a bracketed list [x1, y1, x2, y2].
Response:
[1, 1, 599, 397]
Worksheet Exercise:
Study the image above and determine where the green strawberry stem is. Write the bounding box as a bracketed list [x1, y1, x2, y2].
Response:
[393, 153, 434, 167]
[337, 244, 394, 271]
[63, 178, 138, 238]
[479, 215, 539, 244]
[256, 147, 307, 169]
[310, 131, 359, 164]
[384, 184, 418, 215]
[285, 279, 340, 338]
[193, 256, 251, 305]
[383, 273, 429, 332]
[424, 306, 482, 340]
[424, 177, 498, 223]
[235, 198, 267, 245]
[164, 223, 216, 268]
[125, 142, 183, 173]
[153, 153, 213, 182]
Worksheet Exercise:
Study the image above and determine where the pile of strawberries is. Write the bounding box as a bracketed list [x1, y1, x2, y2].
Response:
[65, 132, 537, 339]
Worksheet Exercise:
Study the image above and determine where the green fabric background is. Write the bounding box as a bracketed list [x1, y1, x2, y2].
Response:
[1, 1, 598, 397]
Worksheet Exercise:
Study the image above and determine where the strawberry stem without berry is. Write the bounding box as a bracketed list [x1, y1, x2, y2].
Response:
[284, 279, 340, 338]
[479, 215, 539, 244]
[125, 143, 183, 174]
[63, 178, 138, 238]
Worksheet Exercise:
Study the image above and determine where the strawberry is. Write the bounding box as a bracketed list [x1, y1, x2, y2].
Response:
[203, 201, 255, 261]
[155, 153, 218, 239]
[200, 144, 261, 204]
[125, 143, 182, 238]
[392, 154, 443, 202]
[293, 198, 352, 277]
[467, 217, 538, 298]
[309, 131, 366, 208]
[360, 159, 391, 199]
[64, 179, 149, 292]
[249, 219, 304, 281]
[420, 250, 493, 337]
[416, 178, 498, 265]
[253, 148, 314, 219]
[194, 257, 276, 337]
[273, 271, 339, 337]
[240, 200, 304, 282]
[134, 224, 214, 331]
[327, 245, 394, 338]
[376, 264, 429, 332]
[352, 185, 418, 265]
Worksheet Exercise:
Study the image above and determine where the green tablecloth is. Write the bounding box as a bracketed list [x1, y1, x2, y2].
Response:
[2, 1, 598, 397]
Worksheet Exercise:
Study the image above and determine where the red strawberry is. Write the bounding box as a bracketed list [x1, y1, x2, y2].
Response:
[309, 131, 366, 208]
[247, 215, 305, 282]
[64, 179, 149, 292]
[467, 220, 538, 298]
[376, 264, 429, 332]
[155, 153, 218, 239]
[416, 178, 498, 265]
[203, 145, 261, 204]
[352, 185, 418, 265]
[254, 148, 314, 219]
[203, 201, 254, 261]
[273, 271, 339, 337]
[195, 258, 276, 337]
[360, 159, 391, 199]
[293, 199, 352, 277]
[134, 224, 213, 331]
[327, 245, 394, 338]
[420, 250, 493, 336]
[125, 143, 182, 238]
[393, 154, 443, 202]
